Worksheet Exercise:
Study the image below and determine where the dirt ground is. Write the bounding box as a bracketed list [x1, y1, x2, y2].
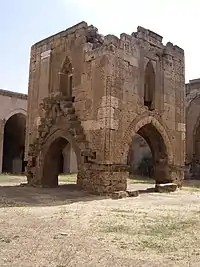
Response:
[1, 175, 200, 267]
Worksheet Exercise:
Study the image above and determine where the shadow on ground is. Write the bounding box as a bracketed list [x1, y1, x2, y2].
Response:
[0, 183, 107, 208]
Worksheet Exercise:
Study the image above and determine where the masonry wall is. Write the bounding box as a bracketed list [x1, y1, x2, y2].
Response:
[0, 90, 27, 173]
[185, 79, 200, 179]
[26, 22, 185, 185]
[25, 22, 110, 165]
[101, 28, 185, 168]
[81, 27, 185, 169]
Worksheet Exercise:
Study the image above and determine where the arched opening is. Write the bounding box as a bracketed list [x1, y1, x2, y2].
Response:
[144, 61, 155, 111]
[127, 123, 169, 184]
[42, 137, 78, 187]
[186, 96, 200, 178]
[191, 121, 200, 178]
[59, 56, 73, 97]
[2, 113, 26, 174]
[128, 133, 153, 178]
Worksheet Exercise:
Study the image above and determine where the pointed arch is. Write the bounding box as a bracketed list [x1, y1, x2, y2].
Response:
[59, 55, 73, 97]
[144, 61, 155, 110]
[120, 115, 174, 165]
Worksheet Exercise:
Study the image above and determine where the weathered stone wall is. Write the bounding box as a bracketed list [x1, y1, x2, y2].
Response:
[101, 28, 185, 172]
[185, 79, 200, 178]
[26, 21, 185, 193]
[0, 89, 27, 172]
[25, 22, 107, 164]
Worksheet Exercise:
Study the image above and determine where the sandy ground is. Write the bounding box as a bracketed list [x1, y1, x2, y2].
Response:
[1, 176, 200, 267]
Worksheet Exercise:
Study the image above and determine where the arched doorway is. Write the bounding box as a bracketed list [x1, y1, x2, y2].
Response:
[185, 95, 200, 178]
[190, 120, 200, 178]
[127, 133, 153, 177]
[42, 136, 78, 187]
[125, 119, 172, 184]
[2, 113, 26, 174]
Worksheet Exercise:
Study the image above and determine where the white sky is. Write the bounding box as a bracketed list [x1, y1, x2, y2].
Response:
[0, 0, 199, 93]
[67, 0, 199, 83]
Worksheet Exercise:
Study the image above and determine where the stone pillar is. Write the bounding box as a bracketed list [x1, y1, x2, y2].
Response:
[38, 50, 52, 103]
[169, 164, 184, 187]
[154, 159, 184, 187]
[0, 119, 5, 173]
[77, 164, 129, 195]
[70, 147, 77, 173]
[62, 144, 70, 174]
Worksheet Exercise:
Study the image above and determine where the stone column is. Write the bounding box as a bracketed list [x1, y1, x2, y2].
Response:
[77, 164, 129, 195]
[62, 144, 70, 174]
[38, 49, 52, 103]
[0, 119, 5, 173]
[70, 147, 77, 173]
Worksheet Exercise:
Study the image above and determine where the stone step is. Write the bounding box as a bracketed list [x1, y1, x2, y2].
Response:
[155, 183, 177, 193]
[111, 191, 128, 199]
[126, 190, 139, 197]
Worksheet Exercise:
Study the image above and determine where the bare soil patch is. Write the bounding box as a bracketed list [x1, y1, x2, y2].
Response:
[1, 175, 200, 267]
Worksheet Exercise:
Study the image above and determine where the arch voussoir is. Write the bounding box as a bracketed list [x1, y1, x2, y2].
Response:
[120, 115, 174, 165]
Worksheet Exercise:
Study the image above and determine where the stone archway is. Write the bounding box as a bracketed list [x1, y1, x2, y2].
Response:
[186, 95, 200, 162]
[2, 112, 26, 174]
[121, 115, 175, 184]
[189, 117, 200, 178]
[185, 95, 200, 178]
[42, 137, 72, 187]
[36, 129, 81, 187]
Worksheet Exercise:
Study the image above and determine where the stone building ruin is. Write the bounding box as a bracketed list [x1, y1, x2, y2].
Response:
[25, 21, 185, 194]
[186, 78, 200, 178]
[0, 90, 27, 174]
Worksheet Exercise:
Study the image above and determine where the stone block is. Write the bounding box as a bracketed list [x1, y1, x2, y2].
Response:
[126, 190, 139, 197]
[111, 191, 128, 199]
[155, 183, 177, 193]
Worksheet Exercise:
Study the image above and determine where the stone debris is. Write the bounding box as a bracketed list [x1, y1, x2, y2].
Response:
[126, 190, 139, 197]
[155, 183, 178, 193]
[111, 191, 128, 199]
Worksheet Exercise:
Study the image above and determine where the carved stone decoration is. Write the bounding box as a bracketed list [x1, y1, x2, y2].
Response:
[26, 94, 96, 184]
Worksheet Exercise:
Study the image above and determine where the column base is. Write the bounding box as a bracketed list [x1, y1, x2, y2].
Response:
[154, 163, 184, 188]
[169, 164, 184, 188]
[77, 164, 129, 195]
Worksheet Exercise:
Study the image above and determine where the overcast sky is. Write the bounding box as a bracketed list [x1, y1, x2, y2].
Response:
[0, 0, 198, 93]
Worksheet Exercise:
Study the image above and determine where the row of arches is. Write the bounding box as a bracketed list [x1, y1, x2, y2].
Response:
[39, 117, 171, 187]
[1, 112, 77, 176]
[1, 111, 172, 187]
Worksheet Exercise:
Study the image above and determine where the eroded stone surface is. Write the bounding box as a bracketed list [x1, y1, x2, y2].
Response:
[25, 21, 185, 194]
[186, 79, 200, 179]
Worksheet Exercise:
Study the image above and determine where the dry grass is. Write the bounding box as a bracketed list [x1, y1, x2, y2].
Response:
[1, 175, 200, 266]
